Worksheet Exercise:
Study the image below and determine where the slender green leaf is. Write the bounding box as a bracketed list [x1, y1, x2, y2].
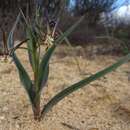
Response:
[19, 8, 28, 26]
[41, 53, 130, 116]
[38, 45, 55, 90]
[12, 53, 35, 104]
[38, 65, 49, 92]
[20, 9, 38, 71]
[9, 39, 28, 55]
[7, 13, 21, 49]
[26, 28, 36, 71]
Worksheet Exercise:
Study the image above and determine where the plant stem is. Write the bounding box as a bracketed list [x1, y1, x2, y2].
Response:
[33, 95, 41, 121]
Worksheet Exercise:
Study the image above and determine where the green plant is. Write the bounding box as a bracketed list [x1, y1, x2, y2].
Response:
[12, 10, 86, 120]
[4, 10, 130, 121]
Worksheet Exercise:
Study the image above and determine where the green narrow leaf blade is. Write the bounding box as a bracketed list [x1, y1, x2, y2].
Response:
[20, 9, 37, 71]
[41, 53, 130, 116]
[38, 65, 49, 92]
[7, 13, 21, 49]
[10, 39, 28, 55]
[26, 28, 36, 70]
[38, 45, 55, 90]
[12, 53, 35, 104]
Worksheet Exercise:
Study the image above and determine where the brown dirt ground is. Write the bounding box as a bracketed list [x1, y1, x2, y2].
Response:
[0, 45, 130, 130]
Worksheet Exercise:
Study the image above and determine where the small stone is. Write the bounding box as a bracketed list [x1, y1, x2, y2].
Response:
[0, 116, 5, 120]
[3, 106, 8, 112]
[12, 116, 19, 119]
[81, 120, 85, 124]
[16, 124, 20, 129]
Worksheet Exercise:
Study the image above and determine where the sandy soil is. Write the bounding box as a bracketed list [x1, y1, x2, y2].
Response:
[0, 45, 130, 130]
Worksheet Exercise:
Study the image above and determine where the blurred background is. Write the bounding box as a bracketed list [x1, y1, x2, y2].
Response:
[0, 0, 130, 55]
